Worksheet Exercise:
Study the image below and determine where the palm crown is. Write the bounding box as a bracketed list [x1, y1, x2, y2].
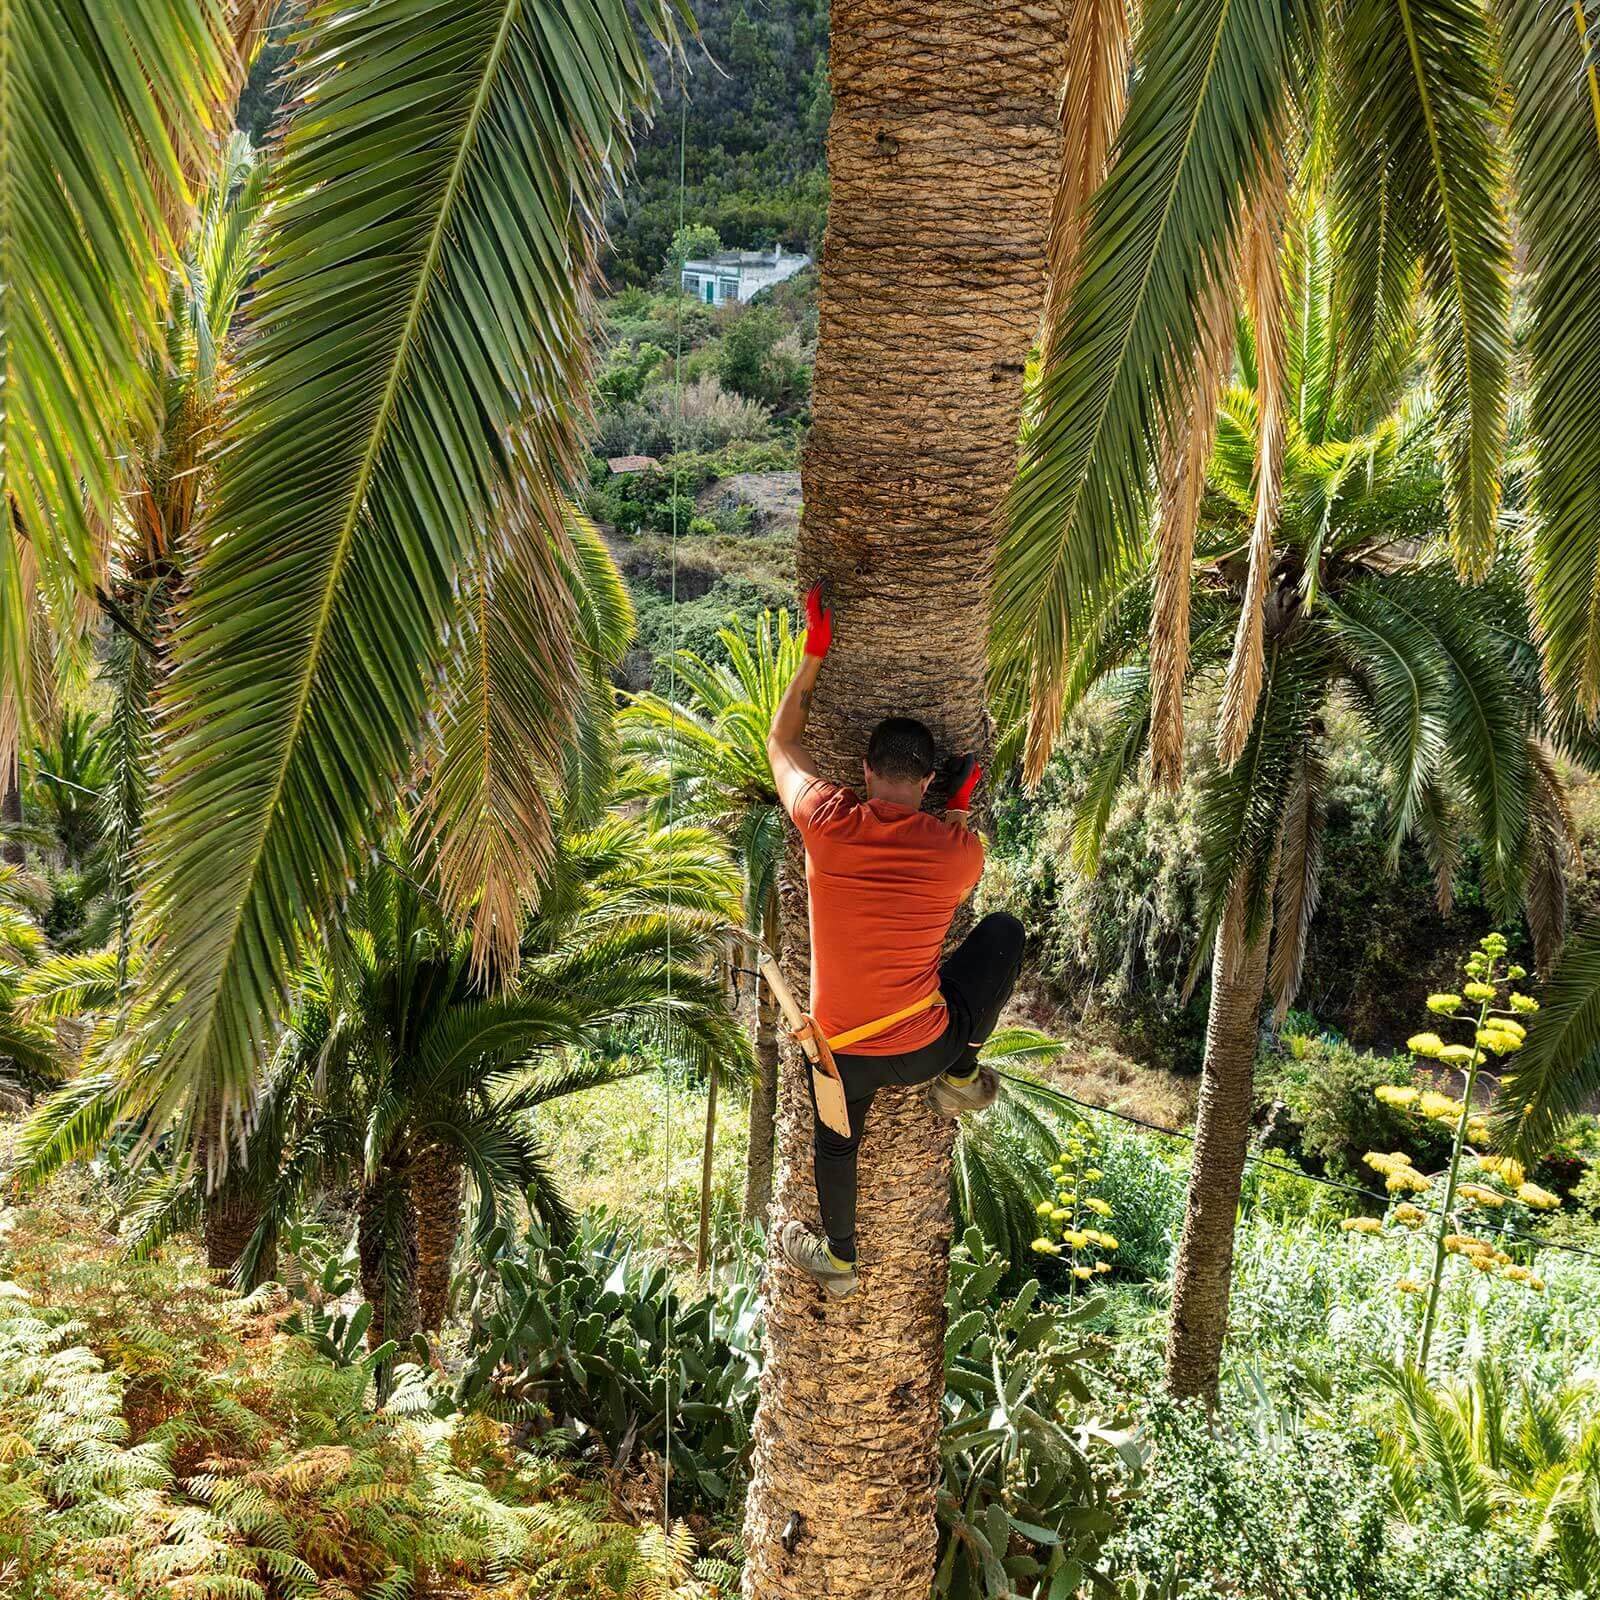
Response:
[1042, 227, 1573, 1022]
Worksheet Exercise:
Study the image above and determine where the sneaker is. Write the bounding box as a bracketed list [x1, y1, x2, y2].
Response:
[778, 1220, 859, 1298]
[926, 1064, 1000, 1118]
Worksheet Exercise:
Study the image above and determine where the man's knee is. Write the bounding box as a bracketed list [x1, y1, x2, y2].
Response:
[977, 911, 1025, 962]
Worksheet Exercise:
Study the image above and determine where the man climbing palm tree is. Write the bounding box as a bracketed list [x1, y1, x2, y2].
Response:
[766, 583, 1023, 1298]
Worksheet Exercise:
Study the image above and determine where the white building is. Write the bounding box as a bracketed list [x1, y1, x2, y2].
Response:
[681, 244, 811, 306]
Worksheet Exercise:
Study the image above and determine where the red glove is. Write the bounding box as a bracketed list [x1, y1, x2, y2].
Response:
[949, 754, 982, 812]
[803, 580, 833, 659]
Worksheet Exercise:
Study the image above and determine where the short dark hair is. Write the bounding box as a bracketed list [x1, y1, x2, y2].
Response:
[866, 717, 936, 782]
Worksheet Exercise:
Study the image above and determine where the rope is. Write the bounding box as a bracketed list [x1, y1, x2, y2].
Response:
[992, 1067, 1600, 1267]
[660, 63, 690, 1540]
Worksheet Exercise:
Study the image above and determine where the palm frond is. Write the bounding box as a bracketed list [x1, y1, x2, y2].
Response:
[8, 1073, 137, 1193]
[0, 0, 228, 714]
[1330, 0, 1512, 576]
[134, 0, 674, 1154]
[995, 0, 1311, 780]
[1507, 0, 1600, 717]
[1043, 0, 1134, 329]
[12, 948, 130, 1022]
[1266, 742, 1325, 1022]
[1523, 739, 1573, 979]
[1149, 279, 1237, 788]
[415, 461, 584, 986]
[1193, 635, 1331, 968]
[1493, 922, 1600, 1159]
[1327, 579, 1450, 859]
[1217, 147, 1293, 766]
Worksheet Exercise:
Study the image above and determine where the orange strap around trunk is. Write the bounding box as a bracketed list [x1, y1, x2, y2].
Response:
[826, 990, 946, 1052]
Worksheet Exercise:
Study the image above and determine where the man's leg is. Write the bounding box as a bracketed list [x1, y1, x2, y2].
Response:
[780, 1068, 886, 1296]
[940, 911, 1026, 1073]
[923, 912, 1025, 1115]
[811, 1084, 875, 1263]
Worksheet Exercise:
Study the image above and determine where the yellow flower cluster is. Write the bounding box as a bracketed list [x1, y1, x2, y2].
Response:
[1396, 1278, 1425, 1295]
[1477, 1016, 1526, 1056]
[1365, 1150, 1431, 1194]
[1341, 1216, 1383, 1235]
[1419, 1090, 1466, 1122]
[1509, 992, 1539, 1015]
[1392, 1203, 1426, 1229]
[1463, 981, 1497, 1002]
[1426, 993, 1463, 1015]
[1478, 1155, 1524, 1186]
[1515, 1181, 1561, 1211]
[1376, 1084, 1420, 1107]
[1406, 1034, 1444, 1059]
[1501, 1264, 1546, 1291]
[1032, 1131, 1119, 1269]
[1456, 1182, 1507, 1209]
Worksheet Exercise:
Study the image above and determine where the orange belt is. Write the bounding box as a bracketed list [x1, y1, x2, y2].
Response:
[826, 990, 946, 1053]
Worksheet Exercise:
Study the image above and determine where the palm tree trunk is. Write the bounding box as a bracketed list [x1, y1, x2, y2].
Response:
[203, 1182, 273, 1283]
[740, 7, 1065, 1593]
[412, 1141, 463, 1333]
[1, 754, 23, 865]
[698, 1066, 720, 1274]
[744, 911, 781, 1226]
[358, 1167, 419, 1349]
[1165, 877, 1275, 1404]
[198, 1098, 275, 1287]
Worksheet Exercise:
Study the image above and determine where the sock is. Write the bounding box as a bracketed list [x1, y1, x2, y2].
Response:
[825, 1239, 856, 1269]
[945, 1050, 980, 1085]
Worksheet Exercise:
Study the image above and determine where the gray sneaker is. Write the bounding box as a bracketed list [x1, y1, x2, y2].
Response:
[778, 1220, 859, 1298]
[927, 1064, 1000, 1118]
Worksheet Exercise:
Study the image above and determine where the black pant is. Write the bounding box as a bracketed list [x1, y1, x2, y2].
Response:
[808, 912, 1025, 1260]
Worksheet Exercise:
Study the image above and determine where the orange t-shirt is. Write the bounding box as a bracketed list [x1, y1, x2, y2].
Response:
[793, 779, 985, 1055]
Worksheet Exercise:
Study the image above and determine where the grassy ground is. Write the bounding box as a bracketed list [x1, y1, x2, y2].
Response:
[540, 1073, 754, 1263]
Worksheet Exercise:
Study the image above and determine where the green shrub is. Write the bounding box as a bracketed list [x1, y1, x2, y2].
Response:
[937, 1229, 1135, 1599]
[1093, 1130, 1186, 1281]
[1258, 1031, 1453, 1186]
[455, 1219, 763, 1513]
[1104, 1395, 1568, 1600]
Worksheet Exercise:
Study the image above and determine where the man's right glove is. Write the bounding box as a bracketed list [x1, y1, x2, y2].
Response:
[803, 580, 833, 659]
[948, 754, 982, 812]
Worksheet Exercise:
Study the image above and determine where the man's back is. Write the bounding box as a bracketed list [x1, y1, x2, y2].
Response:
[794, 779, 984, 1053]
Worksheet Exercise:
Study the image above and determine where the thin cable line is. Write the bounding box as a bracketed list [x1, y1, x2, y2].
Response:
[993, 1067, 1600, 1266]
[660, 66, 690, 1539]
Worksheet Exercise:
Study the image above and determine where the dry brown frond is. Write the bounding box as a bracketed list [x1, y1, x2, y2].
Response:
[1043, 0, 1134, 335]
[1217, 144, 1292, 767]
[1268, 745, 1325, 1022]
[1148, 276, 1236, 789]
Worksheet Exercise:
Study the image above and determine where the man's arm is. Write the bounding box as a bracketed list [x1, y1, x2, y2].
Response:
[945, 753, 983, 832]
[767, 582, 831, 817]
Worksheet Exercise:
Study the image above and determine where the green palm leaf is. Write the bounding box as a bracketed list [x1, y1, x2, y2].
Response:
[0, 0, 227, 725]
[995, 0, 1312, 775]
[1329, 0, 1512, 576]
[1508, 0, 1600, 717]
[135, 0, 674, 1150]
[1493, 921, 1600, 1159]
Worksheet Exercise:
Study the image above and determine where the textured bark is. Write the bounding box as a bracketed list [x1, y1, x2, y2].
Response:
[412, 1142, 464, 1333]
[358, 1168, 419, 1349]
[740, 7, 1065, 1594]
[203, 1184, 274, 1284]
[744, 910, 781, 1227]
[1165, 880, 1276, 1404]
[1, 756, 22, 866]
[198, 1098, 276, 1287]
